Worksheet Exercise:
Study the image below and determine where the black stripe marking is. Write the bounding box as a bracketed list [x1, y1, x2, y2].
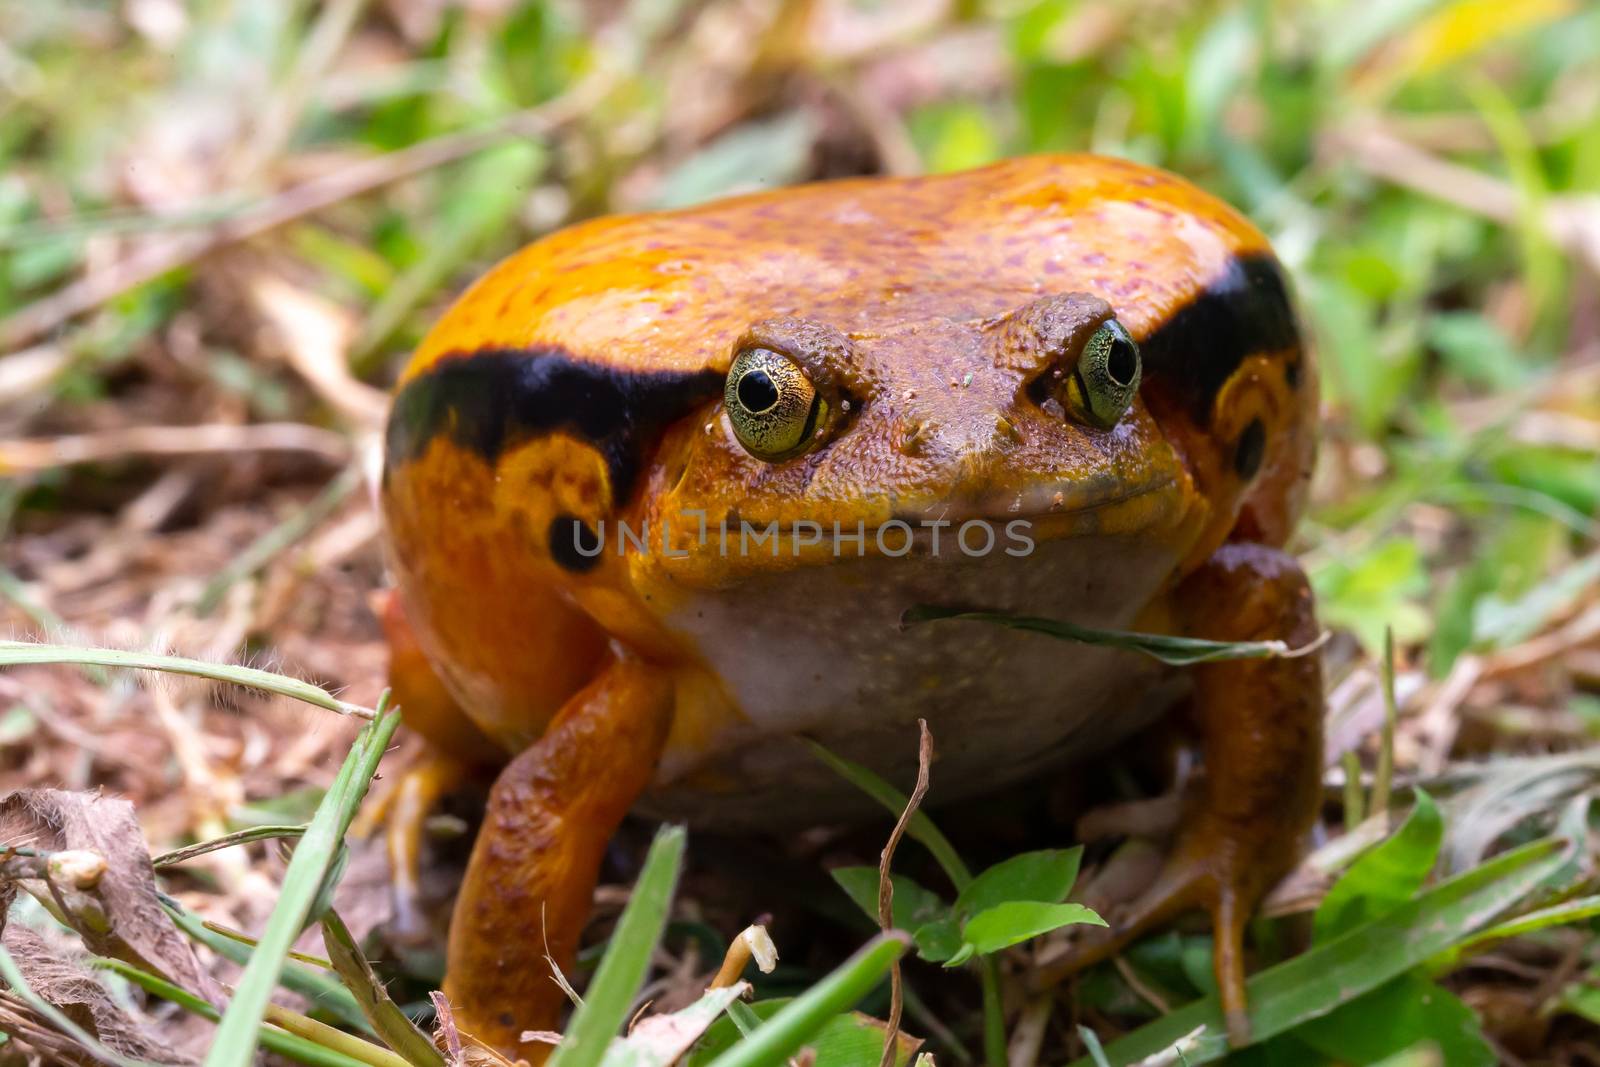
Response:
[1138, 253, 1299, 426]
[386, 349, 724, 502]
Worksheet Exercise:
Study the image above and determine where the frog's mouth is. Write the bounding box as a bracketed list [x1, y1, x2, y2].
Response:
[688, 476, 1182, 562]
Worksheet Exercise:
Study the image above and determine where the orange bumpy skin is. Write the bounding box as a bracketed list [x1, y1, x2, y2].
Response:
[378, 154, 1322, 1058]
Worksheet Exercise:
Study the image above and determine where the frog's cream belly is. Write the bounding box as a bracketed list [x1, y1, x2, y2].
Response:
[638, 531, 1185, 829]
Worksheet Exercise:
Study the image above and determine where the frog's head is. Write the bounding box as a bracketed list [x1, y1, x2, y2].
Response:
[640, 292, 1188, 583]
[385, 155, 1312, 604]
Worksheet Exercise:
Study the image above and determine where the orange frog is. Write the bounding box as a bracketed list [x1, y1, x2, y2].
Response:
[378, 154, 1323, 1058]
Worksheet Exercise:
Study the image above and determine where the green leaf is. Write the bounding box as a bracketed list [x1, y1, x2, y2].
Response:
[1066, 834, 1569, 1066]
[549, 825, 688, 1067]
[1006, 0, 1075, 62]
[912, 916, 963, 963]
[493, 0, 586, 106]
[829, 867, 948, 931]
[1314, 790, 1443, 942]
[901, 607, 1315, 665]
[807, 741, 1002, 1064]
[203, 700, 401, 1066]
[702, 934, 909, 1067]
[1293, 975, 1494, 1067]
[958, 901, 1105, 959]
[153, 824, 307, 868]
[955, 847, 1083, 916]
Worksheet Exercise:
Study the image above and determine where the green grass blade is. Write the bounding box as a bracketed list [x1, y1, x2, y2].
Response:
[162, 896, 370, 1032]
[0, 641, 376, 718]
[805, 740, 972, 888]
[203, 701, 401, 1067]
[549, 824, 688, 1067]
[902, 606, 1324, 665]
[1076, 1026, 1113, 1067]
[153, 824, 308, 867]
[703, 933, 910, 1067]
[320, 909, 445, 1067]
[1443, 893, 1600, 962]
[92, 958, 393, 1067]
[1069, 834, 1569, 1066]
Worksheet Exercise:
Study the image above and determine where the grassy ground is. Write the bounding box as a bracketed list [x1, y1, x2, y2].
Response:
[1, 0, 1598, 1064]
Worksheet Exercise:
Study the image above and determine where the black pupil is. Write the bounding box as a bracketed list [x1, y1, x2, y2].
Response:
[1106, 336, 1137, 387]
[737, 368, 780, 413]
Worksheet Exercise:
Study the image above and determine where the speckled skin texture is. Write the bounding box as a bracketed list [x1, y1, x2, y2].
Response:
[379, 154, 1323, 1057]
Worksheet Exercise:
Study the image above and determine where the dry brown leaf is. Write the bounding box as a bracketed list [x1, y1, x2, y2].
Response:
[246, 273, 388, 431]
[0, 789, 222, 1008]
[0, 923, 197, 1064]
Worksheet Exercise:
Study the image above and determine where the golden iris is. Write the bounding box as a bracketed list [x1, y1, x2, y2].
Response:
[724, 347, 825, 461]
[1064, 319, 1141, 429]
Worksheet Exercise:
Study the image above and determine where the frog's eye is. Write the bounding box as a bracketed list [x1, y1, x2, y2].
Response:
[725, 347, 827, 462]
[1064, 319, 1141, 429]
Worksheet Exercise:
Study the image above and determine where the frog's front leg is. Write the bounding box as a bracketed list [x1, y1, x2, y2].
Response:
[444, 654, 673, 1061]
[1052, 542, 1323, 1045]
[1165, 543, 1323, 1043]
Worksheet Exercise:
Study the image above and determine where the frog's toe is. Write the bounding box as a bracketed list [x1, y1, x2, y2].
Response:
[1074, 792, 1182, 842]
[381, 752, 467, 944]
[1033, 837, 1257, 1046]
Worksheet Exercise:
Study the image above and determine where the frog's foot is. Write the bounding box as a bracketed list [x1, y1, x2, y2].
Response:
[1039, 543, 1324, 1048]
[357, 750, 466, 943]
[443, 653, 672, 1062]
[1075, 792, 1182, 842]
[365, 590, 506, 942]
[1045, 811, 1290, 1047]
